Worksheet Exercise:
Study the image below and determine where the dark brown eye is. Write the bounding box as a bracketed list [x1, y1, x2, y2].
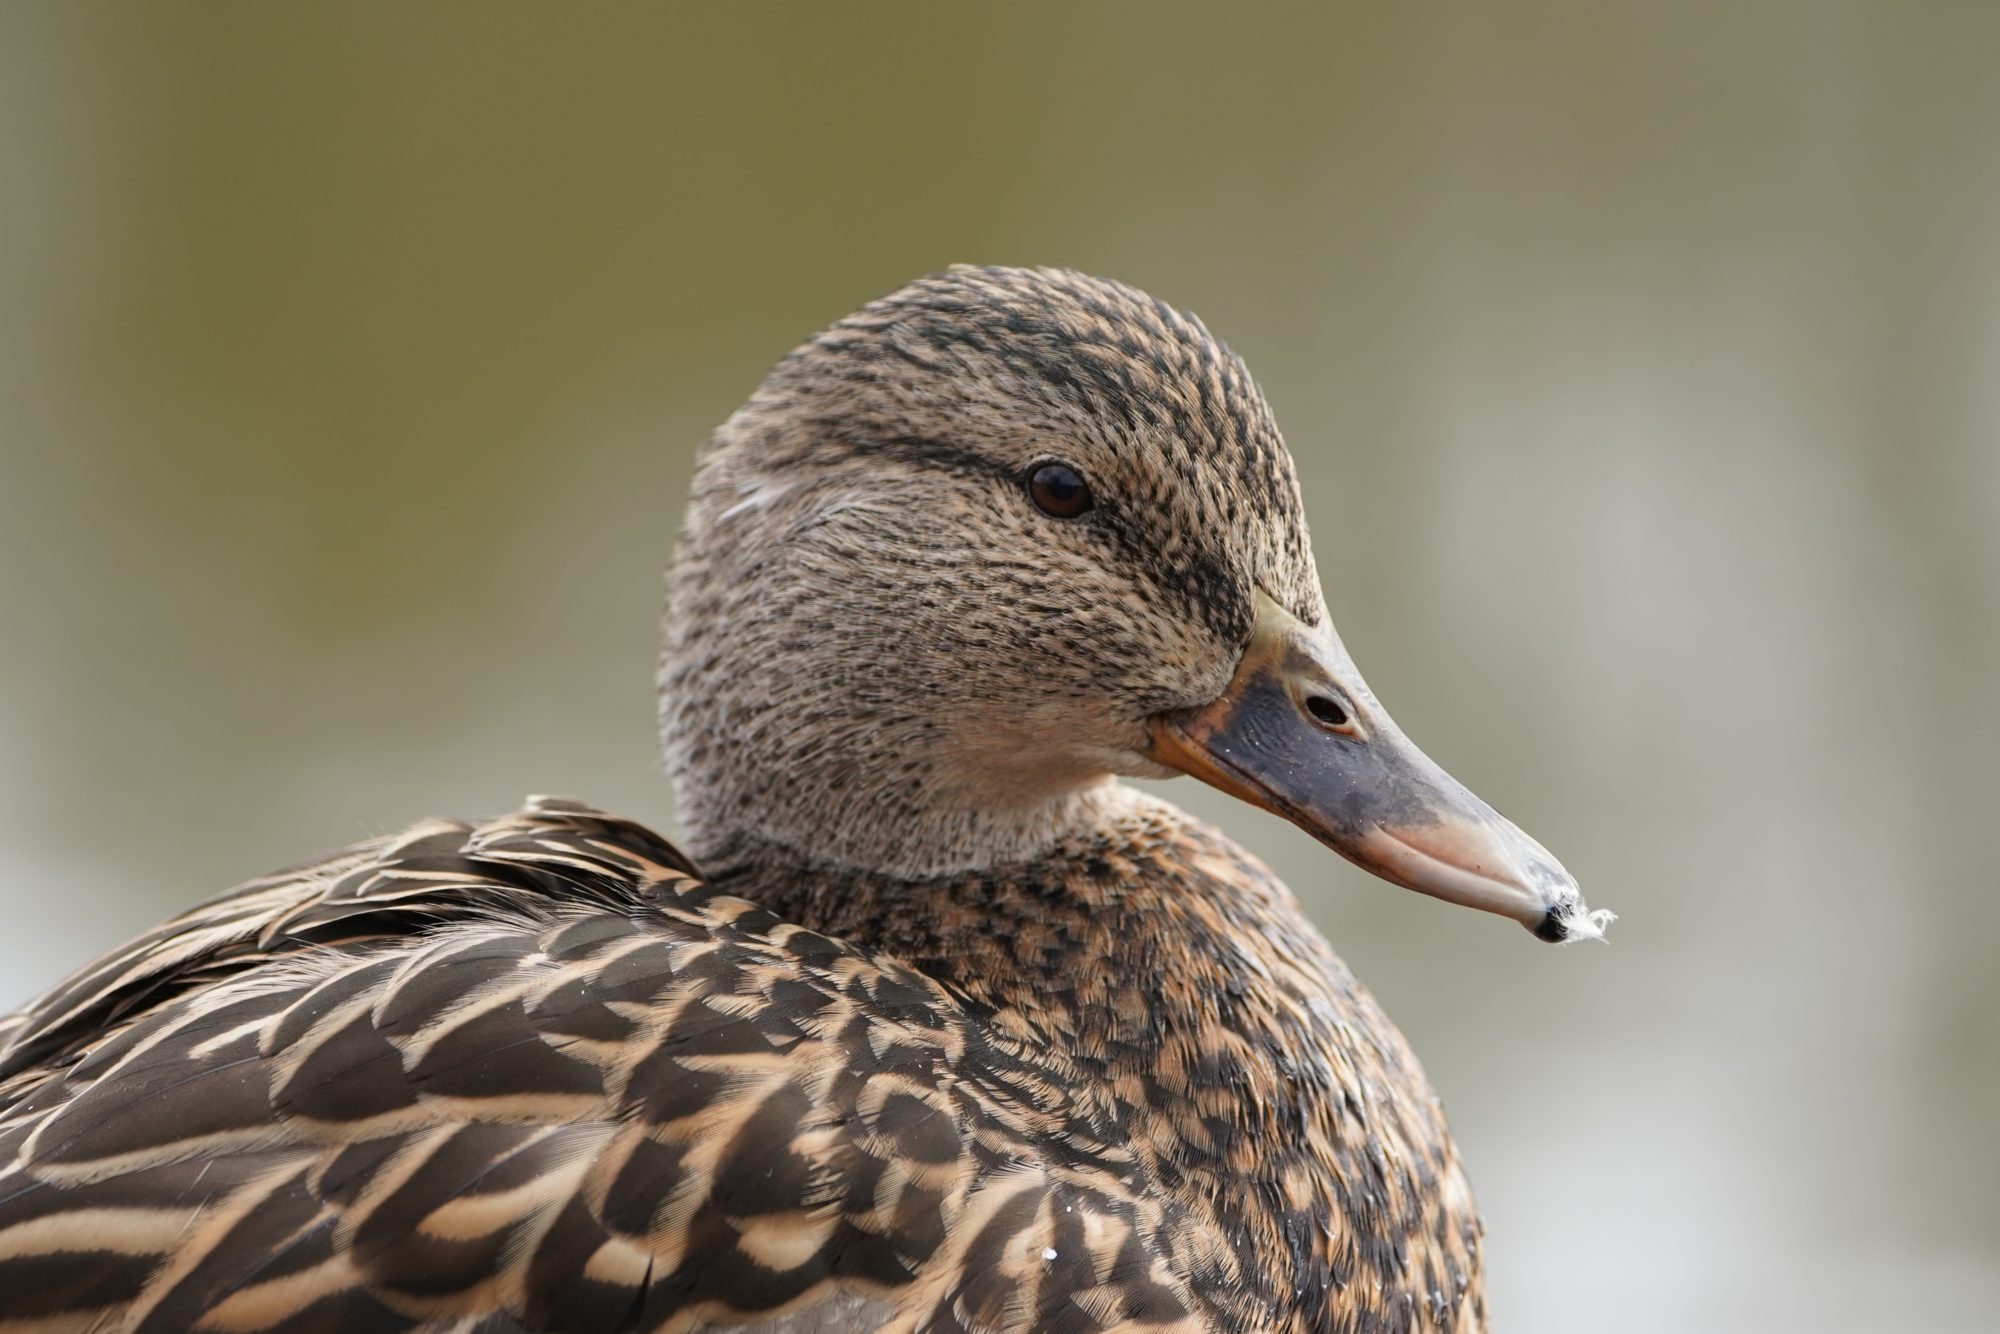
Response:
[1027, 462, 1093, 518]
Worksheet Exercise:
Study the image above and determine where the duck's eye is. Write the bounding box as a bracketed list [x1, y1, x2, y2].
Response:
[1027, 462, 1093, 518]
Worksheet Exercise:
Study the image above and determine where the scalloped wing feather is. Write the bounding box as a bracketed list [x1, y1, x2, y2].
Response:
[0, 800, 1215, 1333]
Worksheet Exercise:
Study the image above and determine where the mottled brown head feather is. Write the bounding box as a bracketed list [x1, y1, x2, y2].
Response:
[664, 266, 1327, 876]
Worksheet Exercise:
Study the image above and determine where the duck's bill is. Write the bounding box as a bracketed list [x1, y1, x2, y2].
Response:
[1145, 590, 1612, 943]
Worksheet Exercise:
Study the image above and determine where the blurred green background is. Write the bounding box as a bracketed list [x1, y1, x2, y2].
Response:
[3, 4, 1996, 1329]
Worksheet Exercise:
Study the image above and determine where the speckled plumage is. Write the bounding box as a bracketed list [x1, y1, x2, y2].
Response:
[0, 268, 1519, 1332]
[663, 268, 1322, 879]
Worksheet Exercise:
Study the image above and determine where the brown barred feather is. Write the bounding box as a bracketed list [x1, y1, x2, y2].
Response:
[0, 798, 1480, 1333]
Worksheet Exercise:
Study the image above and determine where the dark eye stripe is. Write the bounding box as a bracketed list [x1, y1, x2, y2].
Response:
[1027, 462, 1093, 519]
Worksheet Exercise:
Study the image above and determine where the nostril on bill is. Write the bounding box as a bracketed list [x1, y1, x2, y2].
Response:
[1304, 695, 1348, 729]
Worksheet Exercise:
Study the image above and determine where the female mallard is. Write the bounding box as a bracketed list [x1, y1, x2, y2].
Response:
[0, 267, 1607, 1333]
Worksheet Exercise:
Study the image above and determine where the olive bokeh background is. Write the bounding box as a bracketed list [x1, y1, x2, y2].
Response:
[3, 6, 1996, 1330]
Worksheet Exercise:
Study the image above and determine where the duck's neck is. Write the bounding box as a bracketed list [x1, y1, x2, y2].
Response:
[697, 785, 1484, 1330]
[673, 760, 1143, 883]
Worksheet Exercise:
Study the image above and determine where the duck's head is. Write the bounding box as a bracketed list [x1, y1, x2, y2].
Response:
[664, 266, 1609, 942]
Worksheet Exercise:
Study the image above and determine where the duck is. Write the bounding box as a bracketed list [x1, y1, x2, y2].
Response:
[0, 266, 1609, 1333]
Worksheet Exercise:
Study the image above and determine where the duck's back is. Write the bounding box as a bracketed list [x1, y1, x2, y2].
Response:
[0, 799, 1240, 1334]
